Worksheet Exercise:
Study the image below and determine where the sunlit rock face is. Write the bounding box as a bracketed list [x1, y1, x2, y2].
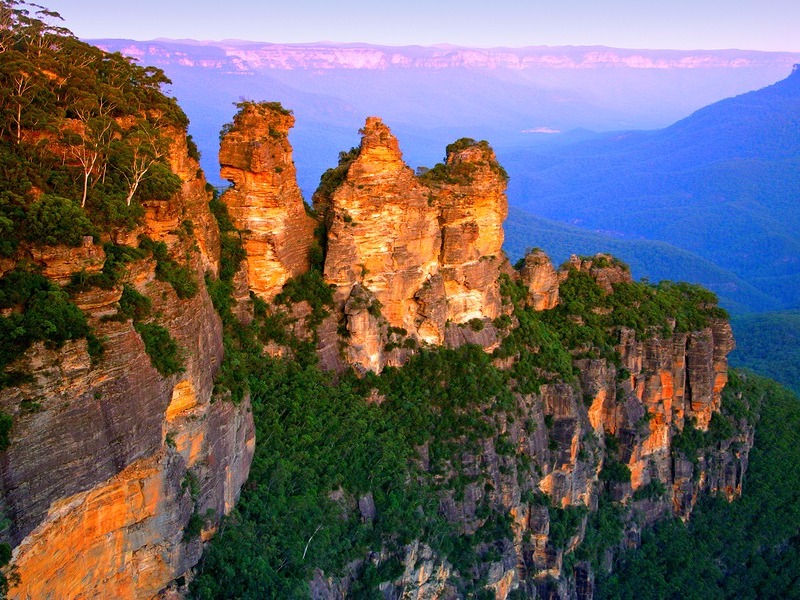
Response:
[219, 102, 315, 303]
[2, 132, 254, 600]
[520, 249, 560, 311]
[320, 117, 508, 372]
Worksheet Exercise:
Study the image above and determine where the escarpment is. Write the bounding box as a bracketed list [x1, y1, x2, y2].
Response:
[0, 130, 254, 599]
[205, 106, 751, 598]
[0, 14, 757, 599]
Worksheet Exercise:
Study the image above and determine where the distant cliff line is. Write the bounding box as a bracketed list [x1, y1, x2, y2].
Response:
[91, 39, 800, 72]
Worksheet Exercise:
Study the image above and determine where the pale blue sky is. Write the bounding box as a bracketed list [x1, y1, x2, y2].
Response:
[42, 0, 800, 51]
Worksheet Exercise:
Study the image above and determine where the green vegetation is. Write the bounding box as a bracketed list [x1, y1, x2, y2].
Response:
[0, 412, 13, 451]
[190, 343, 524, 599]
[139, 236, 198, 299]
[419, 138, 508, 187]
[134, 321, 184, 377]
[25, 195, 94, 246]
[0, 0, 187, 260]
[219, 100, 292, 140]
[597, 373, 800, 599]
[0, 268, 89, 386]
[117, 284, 152, 322]
[491, 266, 725, 398]
[730, 310, 800, 395]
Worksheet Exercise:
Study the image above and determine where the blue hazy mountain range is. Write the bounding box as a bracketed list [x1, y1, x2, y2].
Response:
[92, 39, 800, 313]
[503, 66, 800, 312]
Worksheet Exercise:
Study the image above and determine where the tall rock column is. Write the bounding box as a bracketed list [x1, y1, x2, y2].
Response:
[219, 102, 315, 302]
[322, 118, 443, 370]
[427, 139, 509, 323]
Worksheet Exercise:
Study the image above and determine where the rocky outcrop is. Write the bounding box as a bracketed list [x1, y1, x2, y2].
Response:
[0, 131, 254, 599]
[307, 244, 742, 599]
[520, 249, 560, 310]
[567, 253, 632, 293]
[219, 102, 315, 302]
[319, 118, 508, 372]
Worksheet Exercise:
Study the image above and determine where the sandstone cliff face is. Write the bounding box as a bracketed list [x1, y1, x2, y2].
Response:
[219, 102, 315, 303]
[163, 109, 742, 600]
[520, 249, 560, 311]
[0, 132, 254, 599]
[306, 252, 743, 600]
[319, 118, 508, 372]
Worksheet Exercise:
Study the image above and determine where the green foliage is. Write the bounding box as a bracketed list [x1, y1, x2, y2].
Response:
[632, 479, 667, 502]
[312, 146, 360, 223]
[0, 268, 90, 384]
[729, 310, 800, 395]
[467, 317, 485, 332]
[191, 340, 525, 598]
[548, 505, 587, 550]
[118, 284, 152, 322]
[671, 418, 707, 463]
[133, 321, 184, 377]
[139, 236, 198, 299]
[25, 194, 94, 246]
[184, 511, 204, 541]
[599, 459, 632, 484]
[219, 100, 292, 140]
[0, 2, 189, 255]
[574, 494, 624, 566]
[274, 269, 334, 331]
[209, 197, 247, 283]
[134, 161, 182, 201]
[0, 412, 13, 452]
[419, 138, 509, 185]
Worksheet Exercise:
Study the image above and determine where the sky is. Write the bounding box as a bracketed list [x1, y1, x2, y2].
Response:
[39, 0, 800, 51]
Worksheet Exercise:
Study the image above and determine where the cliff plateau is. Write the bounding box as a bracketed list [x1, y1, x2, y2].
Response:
[191, 105, 748, 599]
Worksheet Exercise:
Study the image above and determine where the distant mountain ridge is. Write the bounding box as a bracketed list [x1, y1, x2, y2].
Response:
[92, 39, 800, 72]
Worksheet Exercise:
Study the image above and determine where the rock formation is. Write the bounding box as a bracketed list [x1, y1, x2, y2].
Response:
[219, 102, 315, 303]
[520, 249, 560, 310]
[319, 117, 508, 372]
[0, 100, 748, 600]
[0, 131, 254, 599]
[567, 253, 632, 293]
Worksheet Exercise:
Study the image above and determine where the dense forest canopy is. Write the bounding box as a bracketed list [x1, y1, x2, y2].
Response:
[0, 0, 187, 254]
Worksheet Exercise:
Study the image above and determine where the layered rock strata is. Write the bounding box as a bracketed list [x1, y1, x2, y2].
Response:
[219, 102, 315, 303]
[208, 110, 743, 599]
[0, 132, 254, 599]
[320, 117, 508, 372]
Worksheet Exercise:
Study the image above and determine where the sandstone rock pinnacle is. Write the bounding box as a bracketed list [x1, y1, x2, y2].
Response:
[219, 102, 315, 301]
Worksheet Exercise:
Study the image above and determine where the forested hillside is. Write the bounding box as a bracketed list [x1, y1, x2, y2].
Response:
[598, 373, 800, 599]
[505, 67, 800, 313]
[729, 311, 800, 395]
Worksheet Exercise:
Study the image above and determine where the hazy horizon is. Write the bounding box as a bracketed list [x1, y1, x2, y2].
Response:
[42, 0, 800, 52]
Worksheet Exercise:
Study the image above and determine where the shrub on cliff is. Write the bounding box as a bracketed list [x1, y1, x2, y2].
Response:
[134, 322, 185, 377]
[139, 236, 198, 299]
[0, 269, 90, 384]
[25, 195, 94, 246]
